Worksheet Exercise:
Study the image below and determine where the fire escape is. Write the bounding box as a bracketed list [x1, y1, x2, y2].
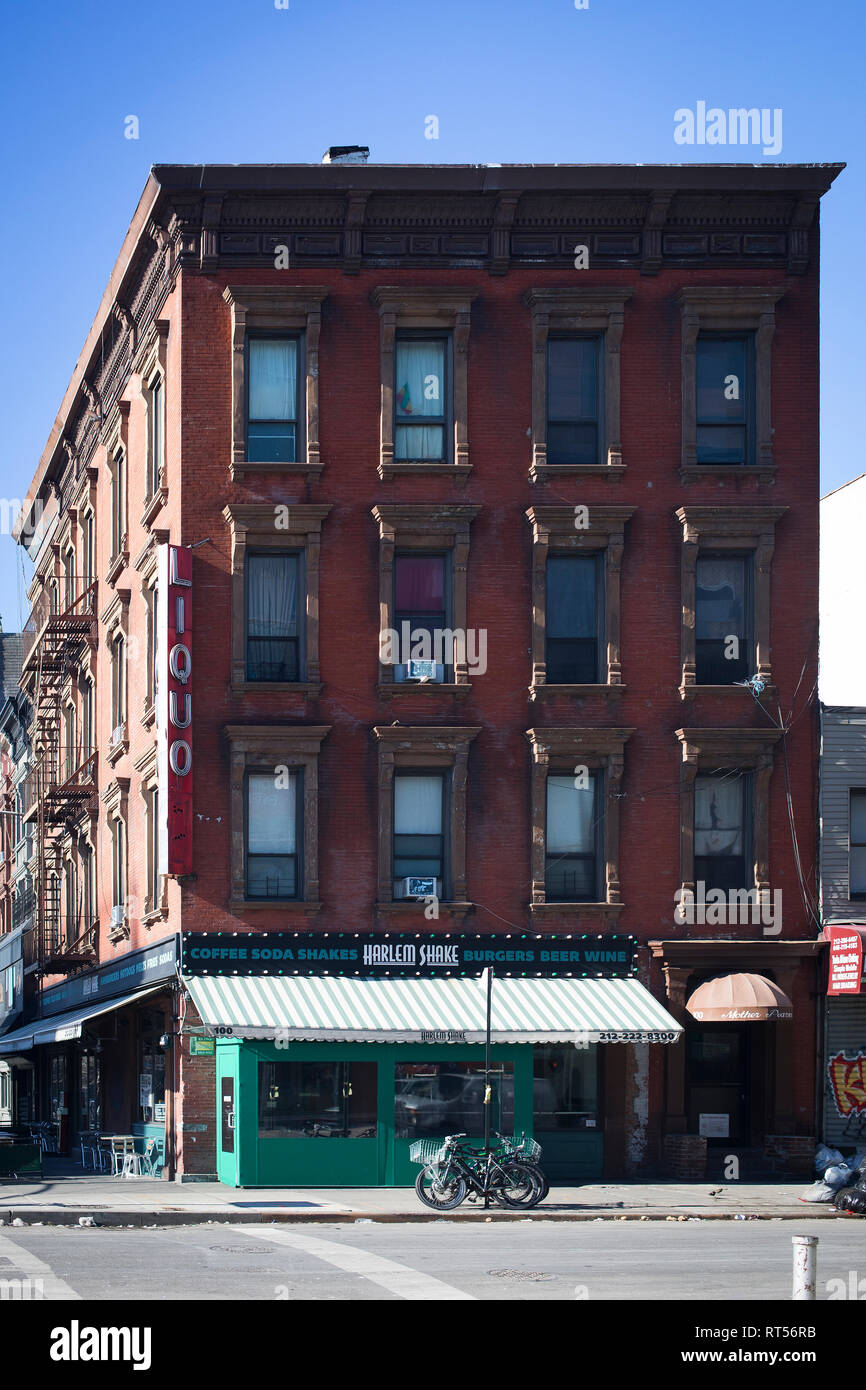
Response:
[21, 573, 98, 974]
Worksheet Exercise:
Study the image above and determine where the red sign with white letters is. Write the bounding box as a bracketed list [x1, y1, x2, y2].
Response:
[827, 925, 864, 996]
[157, 545, 193, 876]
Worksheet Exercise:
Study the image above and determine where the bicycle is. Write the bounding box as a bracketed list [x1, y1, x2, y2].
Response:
[410, 1134, 545, 1210]
[492, 1132, 550, 1204]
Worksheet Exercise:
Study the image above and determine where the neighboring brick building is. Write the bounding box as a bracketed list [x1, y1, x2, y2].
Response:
[0, 157, 841, 1184]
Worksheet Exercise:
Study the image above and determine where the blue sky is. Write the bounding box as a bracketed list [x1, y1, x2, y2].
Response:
[0, 0, 861, 631]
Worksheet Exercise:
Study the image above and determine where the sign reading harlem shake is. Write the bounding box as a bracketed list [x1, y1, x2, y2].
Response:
[157, 545, 193, 876]
[181, 932, 638, 978]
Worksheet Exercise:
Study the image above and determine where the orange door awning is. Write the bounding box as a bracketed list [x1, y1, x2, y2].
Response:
[685, 972, 793, 1022]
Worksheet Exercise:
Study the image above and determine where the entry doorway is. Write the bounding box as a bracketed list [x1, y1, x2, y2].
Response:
[686, 1025, 752, 1145]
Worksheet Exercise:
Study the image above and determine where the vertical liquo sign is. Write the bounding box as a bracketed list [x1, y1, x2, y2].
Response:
[157, 545, 193, 876]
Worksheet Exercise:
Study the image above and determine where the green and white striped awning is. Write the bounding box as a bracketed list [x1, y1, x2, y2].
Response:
[184, 974, 681, 1045]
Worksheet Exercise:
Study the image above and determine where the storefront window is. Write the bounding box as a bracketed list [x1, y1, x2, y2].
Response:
[258, 1061, 377, 1138]
[139, 1013, 167, 1123]
[533, 1045, 599, 1131]
[394, 1061, 514, 1139]
[79, 1053, 101, 1131]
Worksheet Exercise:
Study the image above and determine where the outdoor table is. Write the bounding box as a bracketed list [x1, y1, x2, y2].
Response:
[97, 1134, 137, 1175]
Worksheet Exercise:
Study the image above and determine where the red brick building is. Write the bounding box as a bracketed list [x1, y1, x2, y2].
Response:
[0, 158, 841, 1184]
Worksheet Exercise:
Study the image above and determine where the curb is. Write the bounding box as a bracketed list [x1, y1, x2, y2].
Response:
[1, 1206, 847, 1227]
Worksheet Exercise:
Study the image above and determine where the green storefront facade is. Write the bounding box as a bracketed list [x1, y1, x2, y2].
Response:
[215, 1038, 604, 1187]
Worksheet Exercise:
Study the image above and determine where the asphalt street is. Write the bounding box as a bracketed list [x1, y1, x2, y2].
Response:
[0, 1220, 864, 1301]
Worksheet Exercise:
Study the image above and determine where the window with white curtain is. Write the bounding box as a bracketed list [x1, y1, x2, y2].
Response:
[694, 772, 750, 892]
[545, 773, 598, 901]
[394, 336, 448, 461]
[393, 773, 444, 892]
[246, 771, 300, 899]
[247, 337, 299, 462]
[850, 791, 866, 899]
[546, 554, 601, 683]
[245, 552, 301, 681]
[695, 553, 751, 684]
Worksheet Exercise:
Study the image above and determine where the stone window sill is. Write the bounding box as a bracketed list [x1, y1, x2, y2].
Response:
[141, 487, 168, 529]
[106, 551, 129, 586]
[142, 906, 169, 929]
[530, 463, 626, 485]
[228, 898, 322, 916]
[375, 900, 475, 922]
[529, 683, 625, 702]
[106, 729, 129, 765]
[680, 463, 776, 486]
[230, 458, 325, 481]
[141, 701, 156, 729]
[377, 681, 472, 699]
[108, 921, 130, 944]
[378, 461, 473, 484]
[230, 681, 323, 699]
[529, 901, 625, 922]
[680, 681, 776, 703]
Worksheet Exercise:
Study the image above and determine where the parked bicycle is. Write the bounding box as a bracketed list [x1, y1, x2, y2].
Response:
[410, 1133, 548, 1210]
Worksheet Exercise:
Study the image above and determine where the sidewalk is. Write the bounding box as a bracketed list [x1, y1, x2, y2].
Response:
[0, 1163, 847, 1225]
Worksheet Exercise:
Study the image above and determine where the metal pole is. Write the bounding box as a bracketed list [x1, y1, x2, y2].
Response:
[483, 966, 493, 1210]
[792, 1235, 818, 1300]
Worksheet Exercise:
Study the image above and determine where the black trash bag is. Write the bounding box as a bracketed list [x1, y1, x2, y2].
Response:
[857, 1169, 866, 1192]
[834, 1185, 866, 1215]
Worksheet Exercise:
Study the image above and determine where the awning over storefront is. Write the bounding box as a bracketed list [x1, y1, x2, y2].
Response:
[0, 985, 165, 1055]
[184, 974, 682, 1044]
[686, 972, 793, 1022]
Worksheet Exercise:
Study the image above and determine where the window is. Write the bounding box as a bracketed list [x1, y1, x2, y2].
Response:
[259, 1060, 377, 1139]
[695, 554, 752, 684]
[373, 725, 479, 909]
[677, 506, 786, 699]
[394, 335, 449, 462]
[677, 286, 785, 481]
[224, 504, 330, 695]
[112, 817, 127, 914]
[245, 770, 301, 900]
[146, 372, 165, 496]
[675, 727, 780, 908]
[223, 285, 327, 477]
[545, 772, 599, 901]
[247, 337, 300, 464]
[148, 785, 161, 910]
[144, 581, 159, 711]
[224, 724, 329, 910]
[111, 446, 126, 559]
[393, 772, 445, 895]
[64, 859, 78, 945]
[372, 287, 476, 479]
[526, 726, 633, 919]
[696, 335, 754, 465]
[111, 635, 126, 733]
[245, 552, 301, 682]
[82, 510, 94, 583]
[547, 337, 601, 466]
[394, 1061, 514, 1140]
[139, 1012, 166, 1124]
[526, 506, 633, 695]
[850, 791, 866, 899]
[534, 1044, 599, 1133]
[393, 552, 449, 681]
[372, 503, 480, 693]
[546, 554, 601, 684]
[525, 288, 631, 481]
[694, 773, 751, 893]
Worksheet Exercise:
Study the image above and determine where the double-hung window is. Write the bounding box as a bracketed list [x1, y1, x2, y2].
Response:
[545, 773, 598, 902]
[546, 554, 601, 684]
[146, 373, 165, 497]
[694, 772, 751, 893]
[695, 553, 752, 685]
[393, 553, 449, 681]
[546, 337, 601, 466]
[394, 334, 449, 462]
[393, 773, 445, 897]
[111, 447, 126, 559]
[246, 771, 301, 900]
[245, 552, 301, 682]
[850, 791, 866, 899]
[247, 337, 301, 464]
[696, 334, 755, 466]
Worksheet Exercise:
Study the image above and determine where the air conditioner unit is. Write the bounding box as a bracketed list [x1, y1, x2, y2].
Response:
[110, 724, 125, 746]
[395, 876, 440, 900]
[110, 904, 126, 927]
[394, 661, 444, 684]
